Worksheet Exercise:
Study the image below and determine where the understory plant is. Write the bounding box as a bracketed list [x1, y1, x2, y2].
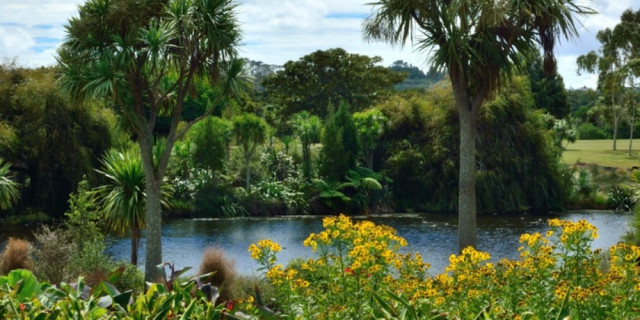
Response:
[0, 265, 240, 319]
[246, 215, 640, 319]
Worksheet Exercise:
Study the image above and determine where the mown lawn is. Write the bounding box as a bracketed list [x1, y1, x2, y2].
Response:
[562, 139, 640, 169]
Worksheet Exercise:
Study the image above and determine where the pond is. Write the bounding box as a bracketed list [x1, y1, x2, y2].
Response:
[98, 211, 632, 276]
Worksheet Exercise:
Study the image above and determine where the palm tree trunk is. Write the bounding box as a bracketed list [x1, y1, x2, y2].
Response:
[612, 95, 618, 151]
[629, 105, 635, 156]
[131, 225, 138, 265]
[144, 176, 163, 281]
[302, 145, 312, 180]
[458, 105, 478, 252]
[245, 156, 251, 190]
[629, 80, 636, 156]
[140, 136, 163, 282]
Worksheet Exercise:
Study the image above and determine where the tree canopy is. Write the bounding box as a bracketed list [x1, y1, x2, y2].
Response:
[262, 48, 404, 118]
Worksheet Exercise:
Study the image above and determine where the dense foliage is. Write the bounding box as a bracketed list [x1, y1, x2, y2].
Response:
[0, 66, 114, 218]
[380, 77, 570, 212]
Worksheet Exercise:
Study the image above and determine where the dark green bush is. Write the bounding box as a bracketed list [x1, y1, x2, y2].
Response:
[608, 185, 636, 212]
[577, 122, 609, 139]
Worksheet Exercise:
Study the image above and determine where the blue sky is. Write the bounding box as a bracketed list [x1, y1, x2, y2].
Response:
[1, 0, 638, 89]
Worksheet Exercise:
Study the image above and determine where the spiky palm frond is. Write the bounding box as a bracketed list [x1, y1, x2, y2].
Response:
[0, 158, 20, 210]
[95, 149, 146, 234]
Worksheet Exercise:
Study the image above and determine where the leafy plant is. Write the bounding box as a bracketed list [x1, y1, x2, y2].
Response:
[0, 158, 19, 211]
[608, 185, 636, 212]
[0, 266, 243, 319]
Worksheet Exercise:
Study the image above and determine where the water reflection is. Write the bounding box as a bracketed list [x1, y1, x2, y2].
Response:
[99, 211, 631, 276]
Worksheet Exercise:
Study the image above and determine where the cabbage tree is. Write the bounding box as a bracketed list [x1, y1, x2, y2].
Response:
[364, 0, 592, 251]
[58, 0, 246, 280]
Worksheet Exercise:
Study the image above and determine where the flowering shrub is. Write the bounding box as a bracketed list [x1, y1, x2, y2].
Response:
[248, 215, 640, 319]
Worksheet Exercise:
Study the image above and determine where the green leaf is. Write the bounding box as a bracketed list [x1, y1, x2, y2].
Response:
[373, 291, 395, 318]
[8, 269, 41, 300]
[113, 290, 133, 308]
[179, 300, 196, 320]
[97, 295, 113, 309]
[92, 280, 119, 298]
[361, 177, 382, 191]
[152, 295, 175, 320]
[386, 290, 415, 317]
[89, 306, 108, 318]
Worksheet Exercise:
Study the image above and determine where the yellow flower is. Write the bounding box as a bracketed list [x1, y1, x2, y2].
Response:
[248, 244, 260, 259]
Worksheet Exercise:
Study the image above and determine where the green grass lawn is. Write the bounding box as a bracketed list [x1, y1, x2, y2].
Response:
[562, 139, 640, 169]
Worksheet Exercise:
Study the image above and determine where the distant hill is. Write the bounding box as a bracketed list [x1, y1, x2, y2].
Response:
[242, 59, 283, 90]
[389, 60, 445, 91]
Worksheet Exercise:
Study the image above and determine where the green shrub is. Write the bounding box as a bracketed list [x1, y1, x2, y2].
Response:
[0, 238, 32, 275]
[577, 122, 609, 139]
[113, 261, 144, 293]
[608, 185, 636, 212]
[68, 239, 113, 285]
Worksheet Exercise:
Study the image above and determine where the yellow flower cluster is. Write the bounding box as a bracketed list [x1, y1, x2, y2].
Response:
[548, 218, 599, 241]
[445, 246, 491, 273]
[248, 239, 281, 259]
[244, 217, 640, 319]
[302, 214, 413, 279]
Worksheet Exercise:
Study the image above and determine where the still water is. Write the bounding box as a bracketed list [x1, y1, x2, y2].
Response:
[100, 211, 632, 276]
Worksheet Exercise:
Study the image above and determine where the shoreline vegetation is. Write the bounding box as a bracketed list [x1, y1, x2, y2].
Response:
[1, 216, 639, 318]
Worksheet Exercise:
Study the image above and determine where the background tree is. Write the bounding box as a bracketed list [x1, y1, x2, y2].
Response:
[262, 48, 404, 118]
[232, 113, 268, 190]
[577, 32, 626, 151]
[190, 116, 233, 177]
[527, 54, 570, 119]
[320, 102, 359, 183]
[58, 0, 245, 280]
[353, 108, 388, 169]
[364, 0, 592, 251]
[292, 111, 322, 180]
[613, 9, 640, 155]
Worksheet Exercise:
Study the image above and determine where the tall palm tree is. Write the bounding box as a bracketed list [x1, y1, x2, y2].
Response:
[364, 0, 593, 251]
[95, 149, 146, 265]
[0, 158, 19, 210]
[58, 0, 246, 280]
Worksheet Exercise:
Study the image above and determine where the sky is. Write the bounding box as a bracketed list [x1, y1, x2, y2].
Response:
[1, 0, 638, 89]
